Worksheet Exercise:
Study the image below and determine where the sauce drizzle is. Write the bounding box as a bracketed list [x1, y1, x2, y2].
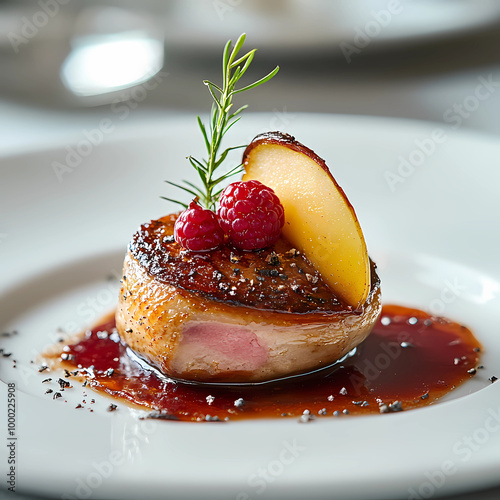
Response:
[57, 304, 481, 421]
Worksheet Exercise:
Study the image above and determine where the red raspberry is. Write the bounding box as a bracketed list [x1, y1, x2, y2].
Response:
[174, 201, 224, 251]
[218, 180, 285, 250]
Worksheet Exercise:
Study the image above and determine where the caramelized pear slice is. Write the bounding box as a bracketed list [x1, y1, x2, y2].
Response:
[243, 132, 370, 309]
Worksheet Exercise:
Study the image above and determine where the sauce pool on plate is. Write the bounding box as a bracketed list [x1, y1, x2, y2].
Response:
[52, 305, 481, 422]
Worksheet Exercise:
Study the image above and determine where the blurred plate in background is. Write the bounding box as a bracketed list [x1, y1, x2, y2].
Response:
[161, 0, 500, 53]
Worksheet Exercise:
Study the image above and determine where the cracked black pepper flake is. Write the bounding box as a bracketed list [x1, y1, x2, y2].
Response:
[234, 398, 245, 408]
[42, 378, 52, 383]
[279, 273, 288, 280]
[265, 252, 281, 266]
[2, 352, 12, 358]
[467, 368, 477, 375]
[39, 365, 48, 372]
[489, 376, 498, 383]
[473, 347, 481, 352]
[107, 404, 118, 412]
[53, 392, 62, 400]
[389, 401, 403, 412]
[45, 389, 53, 394]
[76, 404, 83, 409]
[146, 411, 179, 421]
[106, 368, 115, 377]
[421, 393, 429, 400]
[58, 378, 71, 390]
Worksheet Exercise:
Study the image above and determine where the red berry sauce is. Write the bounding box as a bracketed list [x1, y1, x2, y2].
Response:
[54, 304, 482, 422]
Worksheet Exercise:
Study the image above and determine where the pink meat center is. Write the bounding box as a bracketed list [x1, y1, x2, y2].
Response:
[178, 323, 268, 372]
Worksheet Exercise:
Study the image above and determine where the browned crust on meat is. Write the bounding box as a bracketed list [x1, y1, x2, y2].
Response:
[128, 213, 358, 315]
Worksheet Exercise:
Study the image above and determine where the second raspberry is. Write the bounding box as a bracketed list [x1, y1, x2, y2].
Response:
[218, 180, 285, 251]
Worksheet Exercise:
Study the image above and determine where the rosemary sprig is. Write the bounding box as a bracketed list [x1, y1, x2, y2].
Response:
[162, 33, 279, 211]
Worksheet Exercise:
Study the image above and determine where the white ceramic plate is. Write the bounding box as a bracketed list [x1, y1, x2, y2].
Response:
[1, 114, 500, 500]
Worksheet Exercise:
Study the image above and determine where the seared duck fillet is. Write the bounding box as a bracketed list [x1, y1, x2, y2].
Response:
[116, 214, 381, 383]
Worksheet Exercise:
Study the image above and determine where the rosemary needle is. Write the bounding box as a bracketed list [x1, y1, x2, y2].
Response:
[162, 33, 279, 211]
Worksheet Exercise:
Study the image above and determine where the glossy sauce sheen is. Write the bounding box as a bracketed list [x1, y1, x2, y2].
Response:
[59, 304, 481, 421]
